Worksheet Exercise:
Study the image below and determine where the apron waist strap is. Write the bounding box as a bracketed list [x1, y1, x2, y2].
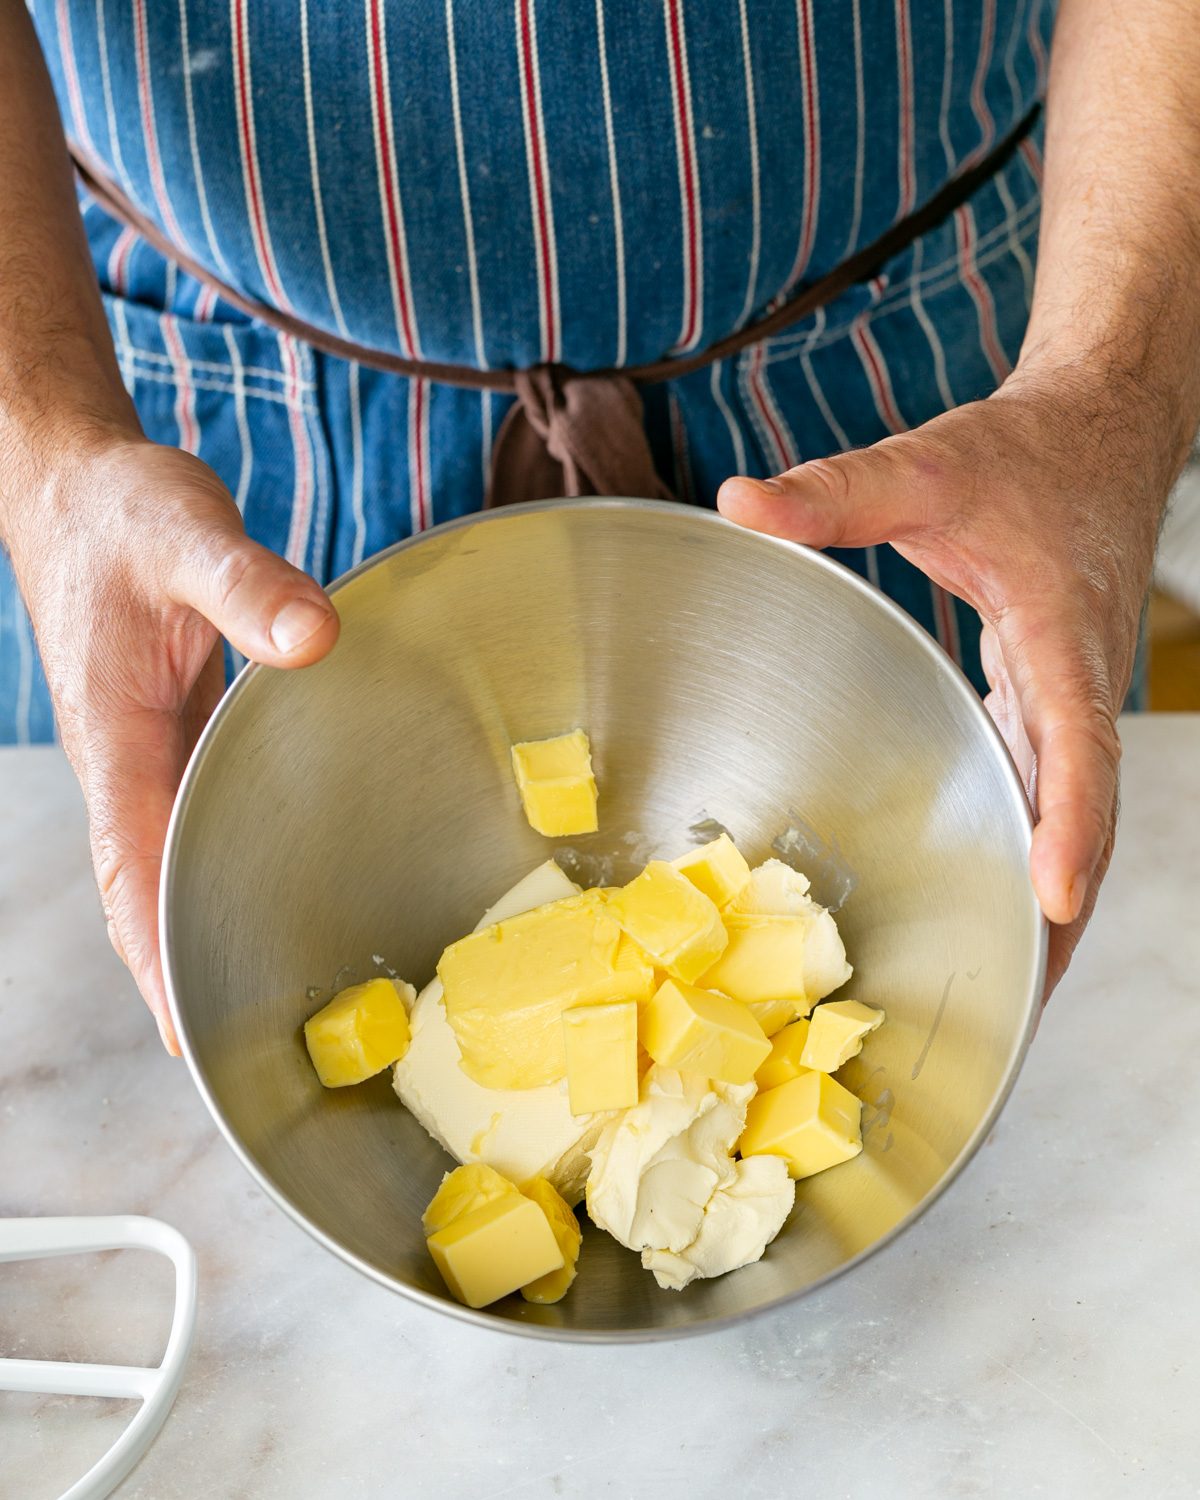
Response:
[72, 105, 1038, 509]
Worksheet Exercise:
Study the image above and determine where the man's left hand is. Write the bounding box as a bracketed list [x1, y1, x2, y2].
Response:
[718, 364, 1172, 995]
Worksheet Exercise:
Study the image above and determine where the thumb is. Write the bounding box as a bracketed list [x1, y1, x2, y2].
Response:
[166, 520, 340, 668]
[717, 435, 939, 549]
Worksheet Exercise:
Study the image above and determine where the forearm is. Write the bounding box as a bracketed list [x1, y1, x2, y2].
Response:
[0, 2, 138, 544]
[1015, 0, 1200, 489]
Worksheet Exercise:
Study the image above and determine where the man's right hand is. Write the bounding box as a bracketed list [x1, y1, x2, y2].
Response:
[5, 432, 339, 1052]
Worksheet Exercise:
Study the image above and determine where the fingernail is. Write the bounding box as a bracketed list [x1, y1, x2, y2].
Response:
[1067, 871, 1089, 920]
[270, 598, 329, 655]
[156, 1013, 181, 1057]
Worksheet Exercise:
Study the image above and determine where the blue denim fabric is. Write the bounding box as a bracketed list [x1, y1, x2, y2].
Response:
[4, 3, 1085, 742]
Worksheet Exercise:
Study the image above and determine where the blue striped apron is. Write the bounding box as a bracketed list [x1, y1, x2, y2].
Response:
[2, 0, 1058, 743]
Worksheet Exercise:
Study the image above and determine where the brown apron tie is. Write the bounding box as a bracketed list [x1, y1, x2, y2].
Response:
[70, 105, 1038, 511]
[490, 366, 675, 505]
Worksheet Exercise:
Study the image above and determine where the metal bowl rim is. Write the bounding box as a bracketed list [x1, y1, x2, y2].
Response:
[160, 496, 1048, 1343]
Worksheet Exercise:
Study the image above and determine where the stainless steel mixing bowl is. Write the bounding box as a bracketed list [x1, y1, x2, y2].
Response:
[162, 499, 1046, 1341]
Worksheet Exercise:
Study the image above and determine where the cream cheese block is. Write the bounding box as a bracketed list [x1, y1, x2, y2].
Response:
[586, 1065, 795, 1289]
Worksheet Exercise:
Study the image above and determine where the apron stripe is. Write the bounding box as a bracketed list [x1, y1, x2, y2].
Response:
[301, 0, 349, 339]
[446, 0, 487, 368]
[852, 285, 907, 433]
[233, 0, 290, 309]
[895, 0, 917, 217]
[366, 0, 422, 359]
[968, 0, 998, 165]
[95, 0, 132, 190]
[1002, 0, 1025, 115]
[744, 344, 797, 472]
[280, 336, 315, 567]
[221, 323, 254, 514]
[735, 0, 762, 329]
[787, 0, 820, 287]
[349, 362, 367, 566]
[844, 0, 865, 257]
[937, 0, 956, 172]
[800, 309, 852, 451]
[709, 360, 748, 476]
[594, 0, 627, 367]
[955, 203, 1009, 382]
[163, 314, 200, 454]
[1027, 0, 1048, 94]
[194, 284, 219, 321]
[665, 0, 703, 354]
[107, 225, 136, 294]
[516, 0, 560, 365]
[133, 0, 187, 249]
[993, 165, 1035, 306]
[179, 0, 233, 280]
[909, 238, 957, 409]
[56, 0, 98, 158]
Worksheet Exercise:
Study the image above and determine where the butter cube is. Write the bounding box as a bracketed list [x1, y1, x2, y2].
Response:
[439, 895, 651, 1089]
[613, 934, 657, 1004]
[641, 977, 771, 1085]
[755, 1018, 811, 1090]
[609, 861, 728, 984]
[303, 977, 413, 1087]
[426, 1194, 565, 1309]
[562, 1000, 639, 1115]
[729, 861, 852, 1002]
[510, 729, 598, 837]
[698, 914, 809, 1014]
[738, 1071, 862, 1179]
[746, 999, 799, 1038]
[800, 1000, 885, 1073]
[520, 1176, 583, 1304]
[672, 835, 752, 908]
[422, 1163, 515, 1236]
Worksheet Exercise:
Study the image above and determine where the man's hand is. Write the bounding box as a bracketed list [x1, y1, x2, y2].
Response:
[6, 435, 339, 1051]
[718, 363, 1170, 994]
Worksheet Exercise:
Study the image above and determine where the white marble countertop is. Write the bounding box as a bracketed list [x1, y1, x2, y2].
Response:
[2, 716, 1198, 1500]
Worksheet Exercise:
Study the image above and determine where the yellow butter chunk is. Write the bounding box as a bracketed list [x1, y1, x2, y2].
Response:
[746, 999, 799, 1038]
[739, 1070, 862, 1179]
[672, 834, 752, 909]
[426, 1194, 565, 1309]
[609, 861, 728, 983]
[755, 1018, 811, 1091]
[613, 934, 657, 1002]
[698, 914, 809, 1016]
[520, 1176, 583, 1304]
[439, 895, 649, 1089]
[422, 1163, 516, 1236]
[562, 1001, 640, 1116]
[303, 977, 413, 1088]
[510, 729, 598, 837]
[800, 1000, 885, 1073]
[641, 978, 771, 1085]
